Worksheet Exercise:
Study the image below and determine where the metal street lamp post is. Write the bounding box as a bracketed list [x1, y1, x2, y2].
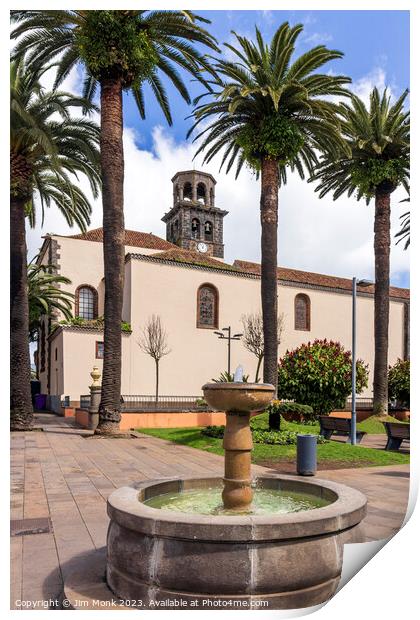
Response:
[213, 326, 243, 376]
[351, 277, 373, 445]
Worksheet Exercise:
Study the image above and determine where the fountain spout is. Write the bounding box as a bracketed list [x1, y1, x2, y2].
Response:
[233, 365, 244, 382]
[202, 377, 275, 511]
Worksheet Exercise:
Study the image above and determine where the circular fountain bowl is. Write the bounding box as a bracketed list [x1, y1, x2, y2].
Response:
[106, 475, 367, 610]
[202, 382, 275, 413]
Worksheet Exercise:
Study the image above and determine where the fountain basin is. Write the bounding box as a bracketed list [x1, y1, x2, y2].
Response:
[106, 475, 367, 609]
[203, 382, 274, 413]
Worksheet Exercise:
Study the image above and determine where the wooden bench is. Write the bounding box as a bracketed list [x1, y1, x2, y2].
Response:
[383, 422, 410, 451]
[319, 416, 366, 444]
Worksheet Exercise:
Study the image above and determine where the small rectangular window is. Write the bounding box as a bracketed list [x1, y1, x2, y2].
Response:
[96, 341, 104, 359]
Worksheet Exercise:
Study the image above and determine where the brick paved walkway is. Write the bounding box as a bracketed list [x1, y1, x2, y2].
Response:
[10, 413, 409, 610]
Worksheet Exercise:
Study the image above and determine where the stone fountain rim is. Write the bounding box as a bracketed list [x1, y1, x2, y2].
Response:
[202, 382, 275, 391]
[107, 474, 367, 543]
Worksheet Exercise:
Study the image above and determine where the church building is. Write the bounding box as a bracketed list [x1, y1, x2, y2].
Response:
[36, 170, 410, 406]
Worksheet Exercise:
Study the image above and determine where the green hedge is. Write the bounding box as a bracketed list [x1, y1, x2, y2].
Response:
[201, 425, 327, 446]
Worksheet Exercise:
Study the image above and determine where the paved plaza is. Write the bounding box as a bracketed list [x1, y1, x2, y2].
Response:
[10, 413, 409, 610]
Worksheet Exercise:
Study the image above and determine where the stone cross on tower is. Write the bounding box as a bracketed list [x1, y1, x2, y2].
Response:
[161, 170, 228, 259]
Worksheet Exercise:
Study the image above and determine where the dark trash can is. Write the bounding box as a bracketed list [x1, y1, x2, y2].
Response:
[30, 380, 41, 407]
[34, 394, 47, 410]
[296, 434, 317, 476]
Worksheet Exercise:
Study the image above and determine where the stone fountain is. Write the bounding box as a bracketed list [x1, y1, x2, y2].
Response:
[106, 371, 367, 609]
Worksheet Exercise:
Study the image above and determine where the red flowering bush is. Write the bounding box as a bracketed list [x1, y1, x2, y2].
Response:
[278, 339, 369, 415]
[388, 359, 410, 408]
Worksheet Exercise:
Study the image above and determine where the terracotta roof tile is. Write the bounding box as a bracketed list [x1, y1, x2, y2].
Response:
[68, 227, 176, 250]
[233, 260, 410, 300]
[150, 248, 241, 271]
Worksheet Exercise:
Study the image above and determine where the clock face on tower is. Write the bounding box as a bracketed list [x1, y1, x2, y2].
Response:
[197, 242, 208, 253]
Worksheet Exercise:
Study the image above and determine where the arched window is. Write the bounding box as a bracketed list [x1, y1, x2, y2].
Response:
[294, 294, 310, 331]
[197, 284, 219, 329]
[197, 182, 206, 204]
[210, 187, 214, 206]
[75, 285, 98, 320]
[204, 221, 213, 242]
[183, 182, 192, 200]
[191, 218, 200, 239]
[174, 219, 179, 239]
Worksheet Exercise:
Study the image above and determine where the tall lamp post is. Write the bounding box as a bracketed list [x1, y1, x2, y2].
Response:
[214, 327, 243, 376]
[351, 277, 373, 445]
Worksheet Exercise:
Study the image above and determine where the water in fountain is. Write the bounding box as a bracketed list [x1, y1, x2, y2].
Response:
[143, 483, 331, 516]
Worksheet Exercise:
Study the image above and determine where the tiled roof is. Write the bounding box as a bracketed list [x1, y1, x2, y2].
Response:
[233, 260, 410, 300]
[150, 248, 241, 271]
[68, 227, 176, 250]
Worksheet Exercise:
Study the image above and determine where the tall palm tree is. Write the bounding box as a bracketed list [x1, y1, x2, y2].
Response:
[189, 23, 350, 412]
[28, 262, 74, 342]
[11, 10, 218, 434]
[10, 58, 100, 430]
[311, 88, 410, 415]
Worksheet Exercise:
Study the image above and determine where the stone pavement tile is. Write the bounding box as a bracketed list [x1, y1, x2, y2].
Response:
[21, 534, 62, 605]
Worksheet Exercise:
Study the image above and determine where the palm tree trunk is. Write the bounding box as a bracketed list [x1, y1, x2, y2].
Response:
[260, 158, 279, 430]
[373, 189, 391, 415]
[96, 77, 125, 435]
[10, 197, 33, 430]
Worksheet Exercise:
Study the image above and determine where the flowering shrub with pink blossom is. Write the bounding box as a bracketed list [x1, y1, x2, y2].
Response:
[278, 339, 369, 415]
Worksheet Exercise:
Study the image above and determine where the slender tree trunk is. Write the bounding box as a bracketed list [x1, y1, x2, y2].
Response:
[10, 197, 33, 430]
[155, 359, 159, 404]
[255, 354, 263, 383]
[96, 77, 125, 435]
[260, 158, 279, 430]
[373, 189, 391, 415]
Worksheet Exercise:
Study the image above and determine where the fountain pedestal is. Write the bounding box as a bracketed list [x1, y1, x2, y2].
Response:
[202, 382, 275, 511]
[223, 412, 253, 510]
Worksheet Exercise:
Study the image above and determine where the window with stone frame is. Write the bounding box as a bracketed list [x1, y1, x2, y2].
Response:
[197, 284, 218, 329]
[96, 341, 104, 359]
[294, 294, 311, 331]
[40, 321, 46, 372]
[75, 285, 98, 320]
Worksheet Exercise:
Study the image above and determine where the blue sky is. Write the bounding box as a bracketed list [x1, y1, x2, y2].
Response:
[28, 10, 410, 289]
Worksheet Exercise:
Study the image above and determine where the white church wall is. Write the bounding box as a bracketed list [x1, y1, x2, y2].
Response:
[125, 258, 406, 398]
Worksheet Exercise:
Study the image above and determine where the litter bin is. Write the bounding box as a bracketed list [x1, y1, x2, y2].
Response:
[34, 394, 47, 411]
[296, 434, 317, 476]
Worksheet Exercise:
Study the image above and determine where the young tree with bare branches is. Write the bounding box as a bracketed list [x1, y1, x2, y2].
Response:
[241, 312, 284, 383]
[138, 315, 171, 402]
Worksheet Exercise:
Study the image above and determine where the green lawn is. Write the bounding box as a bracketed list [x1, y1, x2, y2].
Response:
[138, 414, 409, 469]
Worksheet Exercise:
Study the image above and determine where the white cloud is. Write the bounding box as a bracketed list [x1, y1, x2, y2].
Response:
[303, 32, 333, 45]
[27, 123, 409, 287]
[352, 66, 394, 104]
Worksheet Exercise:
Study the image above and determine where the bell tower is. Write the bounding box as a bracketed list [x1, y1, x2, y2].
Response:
[162, 170, 228, 259]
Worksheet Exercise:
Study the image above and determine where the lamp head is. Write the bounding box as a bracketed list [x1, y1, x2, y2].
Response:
[357, 279, 374, 288]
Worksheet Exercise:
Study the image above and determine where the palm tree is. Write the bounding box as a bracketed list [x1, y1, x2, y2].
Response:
[11, 10, 218, 434]
[311, 88, 410, 415]
[10, 58, 100, 430]
[395, 198, 410, 250]
[28, 262, 74, 342]
[189, 23, 350, 410]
